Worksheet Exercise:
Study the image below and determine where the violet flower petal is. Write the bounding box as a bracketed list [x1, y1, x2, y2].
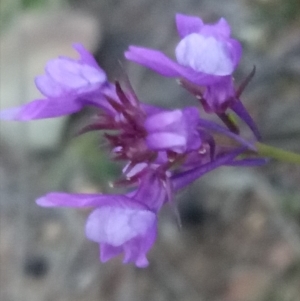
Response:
[100, 243, 122, 262]
[200, 18, 231, 38]
[86, 205, 157, 268]
[44, 58, 105, 94]
[35, 74, 66, 98]
[1, 44, 110, 121]
[85, 207, 155, 246]
[37, 43, 107, 98]
[198, 119, 256, 151]
[146, 133, 186, 151]
[36, 192, 148, 210]
[175, 13, 203, 38]
[172, 147, 245, 190]
[0, 97, 82, 120]
[231, 99, 262, 140]
[176, 33, 235, 76]
[122, 222, 156, 267]
[132, 170, 167, 212]
[203, 76, 235, 112]
[73, 43, 102, 70]
[145, 107, 201, 153]
[125, 46, 181, 77]
[144, 109, 183, 130]
[125, 46, 219, 85]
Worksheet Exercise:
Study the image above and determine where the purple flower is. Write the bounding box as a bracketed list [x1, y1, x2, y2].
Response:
[124, 14, 242, 114]
[172, 146, 248, 190]
[175, 15, 241, 76]
[80, 83, 204, 163]
[0, 44, 110, 121]
[0, 12, 265, 269]
[144, 107, 201, 153]
[201, 76, 235, 113]
[88, 204, 156, 267]
[37, 170, 167, 267]
[36, 148, 250, 269]
[125, 14, 261, 137]
[125, 14, 241, 86]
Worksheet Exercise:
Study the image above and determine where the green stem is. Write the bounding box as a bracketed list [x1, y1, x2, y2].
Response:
[256, 142, 300, 164]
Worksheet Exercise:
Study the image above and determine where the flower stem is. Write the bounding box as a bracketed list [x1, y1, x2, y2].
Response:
[256, 142, 300, 164]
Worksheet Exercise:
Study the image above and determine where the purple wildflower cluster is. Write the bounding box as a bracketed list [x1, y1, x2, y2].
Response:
[1, 14, 266, 267]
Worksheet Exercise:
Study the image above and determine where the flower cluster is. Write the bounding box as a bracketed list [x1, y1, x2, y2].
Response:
[1, 14, 266, 267]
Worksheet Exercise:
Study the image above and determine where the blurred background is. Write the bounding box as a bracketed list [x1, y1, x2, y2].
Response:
[0, 0, 300, 300]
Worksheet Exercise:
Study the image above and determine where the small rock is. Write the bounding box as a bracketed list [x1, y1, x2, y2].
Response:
[23, 255, 49, 278]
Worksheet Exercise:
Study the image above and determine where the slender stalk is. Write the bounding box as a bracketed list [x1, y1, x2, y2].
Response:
[256, 142, 300, 164]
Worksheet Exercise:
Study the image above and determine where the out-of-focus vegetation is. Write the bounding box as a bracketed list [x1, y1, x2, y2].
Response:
[43, 133, 121, 193]
[0, 0, 65, 30]
[251, 0, 300, 37]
